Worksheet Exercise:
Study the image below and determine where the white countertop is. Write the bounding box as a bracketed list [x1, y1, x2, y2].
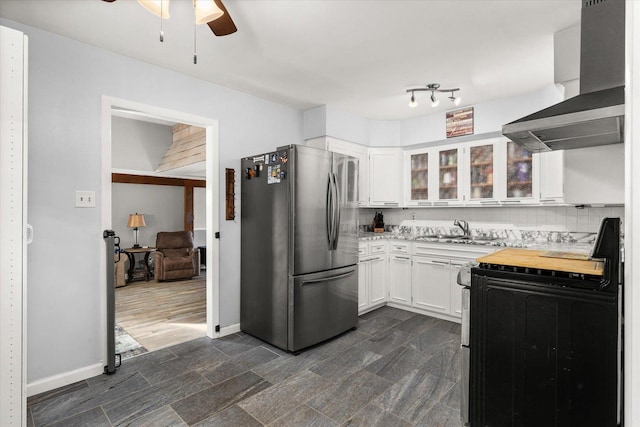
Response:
[358, 231, 594, 254]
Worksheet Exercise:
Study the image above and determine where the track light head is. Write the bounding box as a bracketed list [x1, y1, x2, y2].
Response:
[449, 91, 462, 106]
[430, 92, 439, 107]
[409, 92, 418, 108]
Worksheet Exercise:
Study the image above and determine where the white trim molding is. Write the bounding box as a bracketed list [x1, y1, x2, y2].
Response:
[0, 25, 28, 426]
[101, 96, 221, 367]
[26, 363, 104, 398]
[219, 323, 241, 337]
[624, 1, 639, 425]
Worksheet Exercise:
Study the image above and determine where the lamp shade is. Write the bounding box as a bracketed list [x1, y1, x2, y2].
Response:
[127, 213, 146, 228]
[194, 0, 224, 24]
[137, 0, 170, 18]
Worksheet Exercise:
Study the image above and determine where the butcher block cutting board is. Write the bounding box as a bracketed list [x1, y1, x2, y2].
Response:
[476, 248, 604, 276]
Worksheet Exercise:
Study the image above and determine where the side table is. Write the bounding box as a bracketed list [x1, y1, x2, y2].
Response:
[124, 247, 156, 283]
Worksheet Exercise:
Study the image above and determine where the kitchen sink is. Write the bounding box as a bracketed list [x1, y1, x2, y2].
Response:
[438, 234, 470, 240]
[470, 236, 500, 242]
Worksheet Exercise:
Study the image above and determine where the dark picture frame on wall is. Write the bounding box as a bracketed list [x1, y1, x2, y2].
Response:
[446, 107, 474, 138]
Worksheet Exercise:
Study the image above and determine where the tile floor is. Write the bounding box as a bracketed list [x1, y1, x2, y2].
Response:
[27, 306, 463, 426]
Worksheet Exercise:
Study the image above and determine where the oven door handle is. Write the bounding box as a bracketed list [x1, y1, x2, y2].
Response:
[461, 287, 471, 347]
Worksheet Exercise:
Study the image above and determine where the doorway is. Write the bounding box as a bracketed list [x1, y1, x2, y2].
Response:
[101, 96, 220, 364]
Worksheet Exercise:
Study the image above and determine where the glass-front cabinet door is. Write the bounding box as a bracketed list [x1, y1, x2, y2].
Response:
[506, 140, 534, 199]
[410, 152, 429, 202]
[468, 144, 494, 200]
[437, 147, 460, 202]
[405, 149, 432, 206]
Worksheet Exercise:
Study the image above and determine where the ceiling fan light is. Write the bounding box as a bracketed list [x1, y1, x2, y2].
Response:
[137, 0, 170, 18]
[409, 92, 418, 108]
[194, 0, 224, 24]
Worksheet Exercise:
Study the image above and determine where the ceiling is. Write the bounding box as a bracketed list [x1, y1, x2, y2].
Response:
[0, 0, 581, 121]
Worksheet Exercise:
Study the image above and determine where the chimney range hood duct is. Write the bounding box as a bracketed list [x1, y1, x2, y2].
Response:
[503, 0, 625, 152]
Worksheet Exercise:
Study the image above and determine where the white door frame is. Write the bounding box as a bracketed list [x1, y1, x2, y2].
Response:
[100, 96, 220, 366]
[0, 25, 28, 426]
[625, 1, 639, 424]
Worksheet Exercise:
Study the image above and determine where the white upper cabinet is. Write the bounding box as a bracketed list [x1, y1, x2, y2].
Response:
[538, 150, 565, 203]
[404, 144, 463, 206]
[369, 147, 402, 206]
[460, 139, 499, 205]
[433, 145, 463, 205]
[501, 139, 539, 205]
[404, 148, 431, 206]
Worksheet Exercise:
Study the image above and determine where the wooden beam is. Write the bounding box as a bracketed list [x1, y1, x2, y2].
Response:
[112, 173, 204, 232]
[184, 181, 195, 233]
[112, 173, 205, 187]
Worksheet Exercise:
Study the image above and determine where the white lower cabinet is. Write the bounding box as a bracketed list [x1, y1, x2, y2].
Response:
[358, 260, 369, 312]
[389, 254, 412, 304]
[410, 243, 497, 321]
[358, 242, 388, 314]
[412, 257, 451, 314]
[359, 239, 495, 319]
[449, 260, 467, 318]
[369, 256, 387, 306]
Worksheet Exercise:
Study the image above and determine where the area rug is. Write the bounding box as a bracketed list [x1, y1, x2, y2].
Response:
[115, 325, 148, 360]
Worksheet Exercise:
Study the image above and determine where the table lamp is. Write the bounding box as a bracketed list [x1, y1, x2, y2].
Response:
[127, 213, 146, 248]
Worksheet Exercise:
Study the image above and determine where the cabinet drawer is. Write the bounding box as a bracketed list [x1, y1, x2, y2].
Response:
[369, 242, 387, 254]
[358, 243, 369, 258]
[389, 241, 410, 254]
[413, 242, 495, 260]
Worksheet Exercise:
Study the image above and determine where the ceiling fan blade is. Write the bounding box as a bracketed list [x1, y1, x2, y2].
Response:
[207, 0, 237, 36]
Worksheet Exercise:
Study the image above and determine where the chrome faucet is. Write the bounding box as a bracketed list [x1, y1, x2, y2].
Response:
[454, 219, 470, 236]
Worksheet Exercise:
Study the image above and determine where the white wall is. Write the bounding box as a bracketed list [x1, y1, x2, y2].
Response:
[0, 18, 303, 385]
[193, 187, 206, 247]
[303, 84, 564, 148]
[112, 183, 184, 249]
[111, 116, 173, 172]
[369, 120, 401, 147]
[400, 84, 564, 146]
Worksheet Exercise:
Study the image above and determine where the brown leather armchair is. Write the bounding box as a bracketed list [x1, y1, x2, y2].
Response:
[114, 253, 129, 287]
[153, 231, 200, 281]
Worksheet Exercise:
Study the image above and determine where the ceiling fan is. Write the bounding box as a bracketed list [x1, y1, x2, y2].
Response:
[102, 0, 237, 37]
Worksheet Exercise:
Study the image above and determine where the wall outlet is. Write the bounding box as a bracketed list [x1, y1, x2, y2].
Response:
[75, 190, 96, 208]
[411, 213, 416, 220]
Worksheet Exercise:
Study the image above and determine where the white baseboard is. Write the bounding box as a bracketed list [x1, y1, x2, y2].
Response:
[27, 363, 104, 397]
[219, 323, 240, 337]
[385, 302, 462, 324]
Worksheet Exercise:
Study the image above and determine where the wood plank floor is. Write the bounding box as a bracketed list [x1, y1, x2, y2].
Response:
[115, 274, 206, 352]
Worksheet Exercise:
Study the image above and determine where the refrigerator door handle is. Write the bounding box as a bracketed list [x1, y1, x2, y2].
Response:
[332, 172, 341, 250]
[326, 173, 333, 249]
[301, 270, 355, 285]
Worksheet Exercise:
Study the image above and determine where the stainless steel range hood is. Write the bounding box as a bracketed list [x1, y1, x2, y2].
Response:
[503, 0, 625, 152]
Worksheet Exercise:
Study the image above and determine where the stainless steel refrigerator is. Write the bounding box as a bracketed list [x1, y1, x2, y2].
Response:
[241, 145, 359, 352]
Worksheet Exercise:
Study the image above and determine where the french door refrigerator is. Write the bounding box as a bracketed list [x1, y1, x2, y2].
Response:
[241, 145, 359, 352]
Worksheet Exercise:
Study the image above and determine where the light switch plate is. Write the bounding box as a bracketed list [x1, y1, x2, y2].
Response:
[75, 190, 96, 208]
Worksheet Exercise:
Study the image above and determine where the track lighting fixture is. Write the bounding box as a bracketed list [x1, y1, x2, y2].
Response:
[405, 83, 462, 108]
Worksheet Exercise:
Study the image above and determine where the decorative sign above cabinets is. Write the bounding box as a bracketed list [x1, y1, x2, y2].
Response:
[446, 107, 474, 138]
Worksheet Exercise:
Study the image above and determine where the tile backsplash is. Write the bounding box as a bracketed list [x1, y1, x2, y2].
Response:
[360, 206, 625, 233]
